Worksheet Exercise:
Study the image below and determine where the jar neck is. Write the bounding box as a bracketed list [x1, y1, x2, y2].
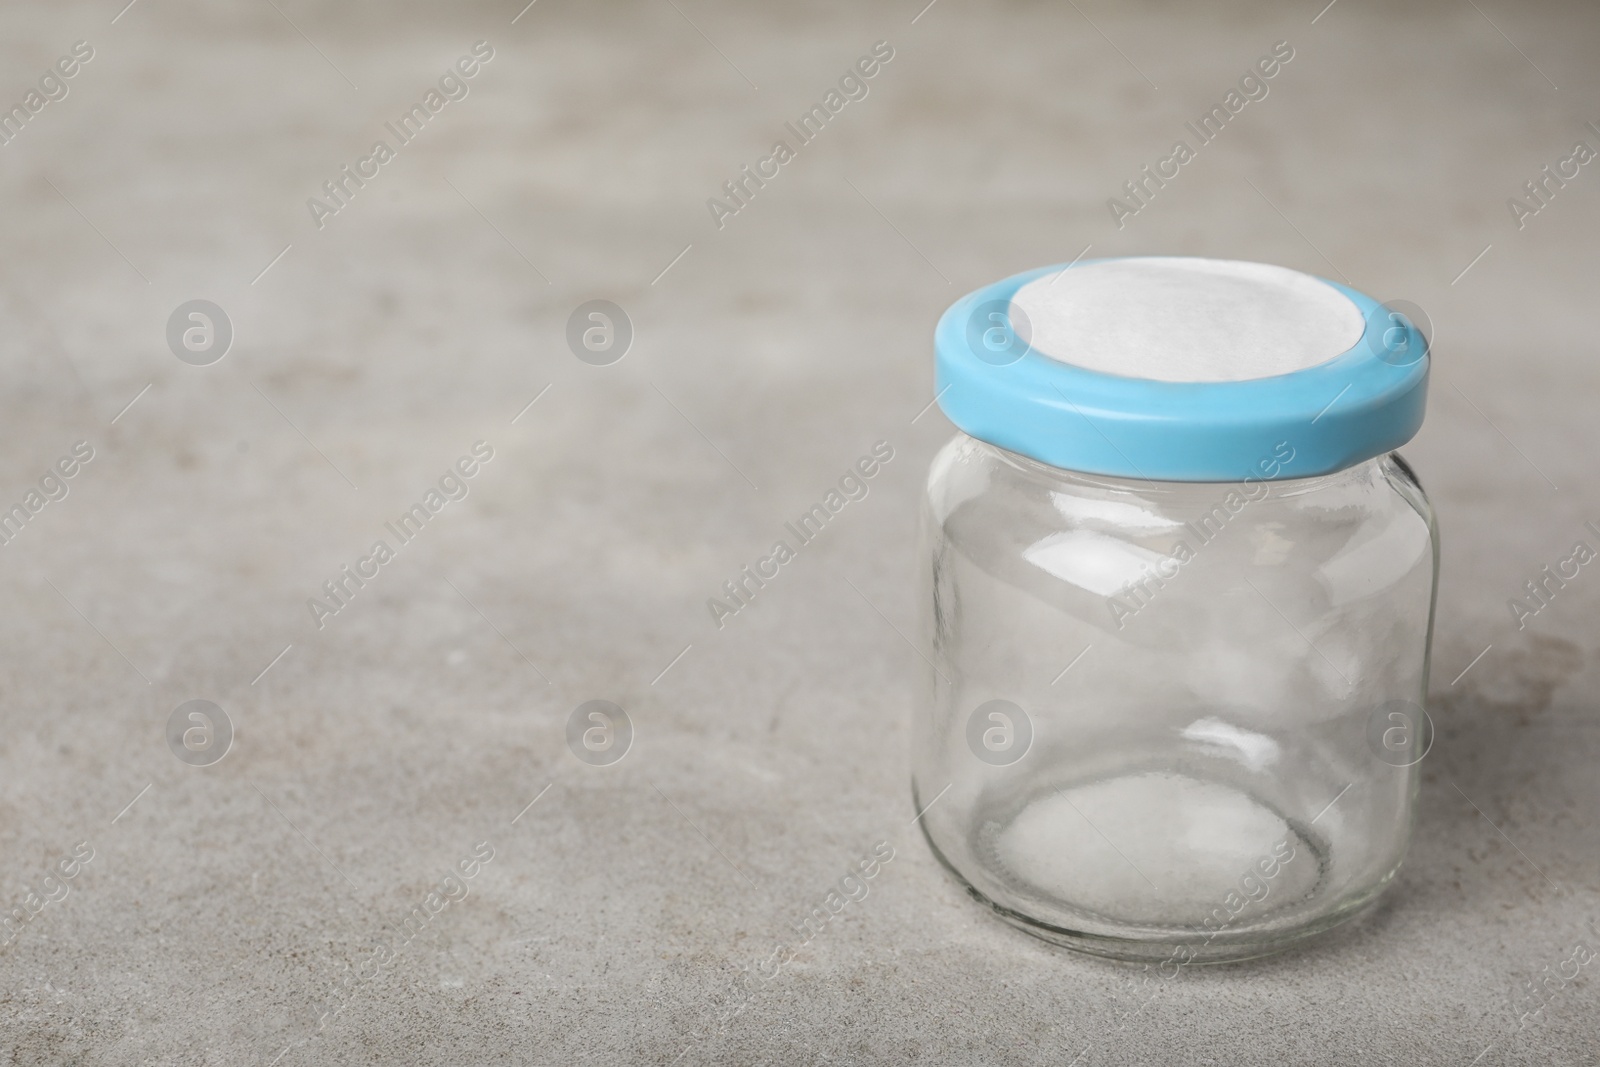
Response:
[969, 435, 1381, 502]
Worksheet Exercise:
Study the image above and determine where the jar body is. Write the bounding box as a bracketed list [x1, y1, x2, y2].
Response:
[914, 433, 1438, 963]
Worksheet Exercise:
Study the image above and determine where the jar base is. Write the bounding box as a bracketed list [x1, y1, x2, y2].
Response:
[916, 776, 1393, 964]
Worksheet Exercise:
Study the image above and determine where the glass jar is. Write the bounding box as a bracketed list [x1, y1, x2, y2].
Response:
[913, 257, 1437, 963]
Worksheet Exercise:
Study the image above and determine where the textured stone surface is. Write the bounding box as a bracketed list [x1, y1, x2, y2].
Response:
[0, 0, 1596, 1063]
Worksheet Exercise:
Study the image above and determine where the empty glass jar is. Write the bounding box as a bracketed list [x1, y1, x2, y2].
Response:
[914, 257, 1437, 963]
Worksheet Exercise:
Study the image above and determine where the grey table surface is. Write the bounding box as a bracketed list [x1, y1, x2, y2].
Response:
[0, 0, 1597, 1063]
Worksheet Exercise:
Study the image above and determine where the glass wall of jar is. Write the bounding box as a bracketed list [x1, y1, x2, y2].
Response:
[914, 435, 1437, 962]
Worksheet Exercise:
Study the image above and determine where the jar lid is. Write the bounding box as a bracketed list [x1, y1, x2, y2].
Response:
[932, 256, 1429, 481]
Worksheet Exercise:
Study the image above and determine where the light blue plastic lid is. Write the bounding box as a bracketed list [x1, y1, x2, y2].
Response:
[933, 257, 1429, 482]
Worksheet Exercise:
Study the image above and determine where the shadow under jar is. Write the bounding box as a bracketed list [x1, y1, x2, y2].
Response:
[913, 257, 1439, 964]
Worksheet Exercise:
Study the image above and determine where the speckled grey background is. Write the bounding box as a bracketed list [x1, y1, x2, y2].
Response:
[0, 0, 1596, 1063]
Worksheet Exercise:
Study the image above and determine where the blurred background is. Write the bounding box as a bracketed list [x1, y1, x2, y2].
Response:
[0, 0, 1596, 1063]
